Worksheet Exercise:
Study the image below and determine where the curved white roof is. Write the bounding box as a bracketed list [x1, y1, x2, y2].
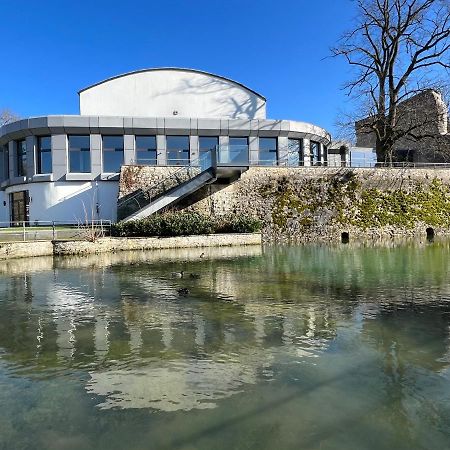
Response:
[79, 68, 267, 120]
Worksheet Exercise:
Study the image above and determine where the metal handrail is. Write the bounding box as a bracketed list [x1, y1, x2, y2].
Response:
[0, 220, 112, 242]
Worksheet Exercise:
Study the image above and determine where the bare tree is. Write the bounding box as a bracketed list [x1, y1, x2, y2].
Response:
[332, 0, 450, 163]
[0, 109, 19, 127]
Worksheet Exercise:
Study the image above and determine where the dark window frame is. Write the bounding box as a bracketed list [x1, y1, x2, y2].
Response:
[68, 135, 91, 173]
[310, 141, 321, 166]
[15, 139, 27, 177]
[288, 138, 304, 166]
[166, 135, 190, 166]
[258, 137, 278, 166]
[227, 137, 249, 165]
[102, 135, 124, 173]
[37, 136, 52, 174]
[135, 135, 157, 165]
[199, 136, 219, 152]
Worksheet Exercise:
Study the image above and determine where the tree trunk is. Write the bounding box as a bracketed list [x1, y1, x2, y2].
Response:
[376, 137, 394, 166]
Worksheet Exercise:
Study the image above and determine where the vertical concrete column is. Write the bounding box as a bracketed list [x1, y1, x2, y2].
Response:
[128, 325, 143, 352]
[249, 136, 259, 165]
[303, 138, 311, 167]
[51, 135, 67, 180]
[124, 134, 135, 165]
[56, 315, 75, 360]
[8, 141, 15, 179]
[157, 135, 167, 165]
[190, 135, 199, 162]
[94, 315, 110, 357]
[90, 134, 102, 178]
[277, 137, 288, 165]
[254, 315, 266, 345]
[25, 136, 35, 178]
[194, 315, 206, 347]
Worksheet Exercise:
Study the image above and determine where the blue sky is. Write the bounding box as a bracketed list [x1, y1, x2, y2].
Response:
[1, 0, 357, 136]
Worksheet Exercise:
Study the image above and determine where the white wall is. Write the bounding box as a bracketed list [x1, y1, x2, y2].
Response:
[5, 181, 119, 224]
[80, 69, 266, 120]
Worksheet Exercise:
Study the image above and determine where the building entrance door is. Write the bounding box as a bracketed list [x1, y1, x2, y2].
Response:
[10, 191, 30, 225]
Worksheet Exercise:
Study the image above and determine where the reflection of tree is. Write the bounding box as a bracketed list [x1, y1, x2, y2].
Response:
[360, 304, 450, 448]
[1, 242, 450, 426]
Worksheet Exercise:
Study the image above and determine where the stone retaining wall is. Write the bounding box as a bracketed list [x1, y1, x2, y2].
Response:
[0, 233, 261, 260]
[118, 166, 450, 243]
[53, 233, 261, 256]
[0, 241, 54, 260]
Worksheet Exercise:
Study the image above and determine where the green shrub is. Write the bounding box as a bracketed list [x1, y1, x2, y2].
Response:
[214, 215, 262, 233]
[111, 211, 261, 237]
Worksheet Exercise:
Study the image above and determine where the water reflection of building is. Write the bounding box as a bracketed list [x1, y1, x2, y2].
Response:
[4, 244, 450, 414]
[0, 252, 338, 412]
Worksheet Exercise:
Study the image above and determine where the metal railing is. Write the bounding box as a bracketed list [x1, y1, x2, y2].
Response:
[0, 220, 112, 242]
[125, 145, 450, 170]
[117, 150, 215, 221]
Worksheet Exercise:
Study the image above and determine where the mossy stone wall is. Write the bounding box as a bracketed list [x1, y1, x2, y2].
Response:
[118, 166, 450, 242]
[191, 167, 450, 242]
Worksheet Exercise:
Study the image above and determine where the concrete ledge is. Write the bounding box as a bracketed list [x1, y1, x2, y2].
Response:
[0, 234, 262, 260]
[53, 233, 262, 256]
[0, 241, 54, 260]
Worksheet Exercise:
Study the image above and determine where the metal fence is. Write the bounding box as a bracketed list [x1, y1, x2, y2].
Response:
[0, 220, 112, 243]
[124, 145, 450, 170]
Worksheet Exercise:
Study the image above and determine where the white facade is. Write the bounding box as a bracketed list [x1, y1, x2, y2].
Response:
[0, 68, 332, 225]
[79, 68, 267, 120]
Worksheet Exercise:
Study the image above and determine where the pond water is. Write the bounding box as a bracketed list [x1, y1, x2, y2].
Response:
[1, 242, 450, 450]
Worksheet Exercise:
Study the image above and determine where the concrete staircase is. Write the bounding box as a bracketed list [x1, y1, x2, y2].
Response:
[119, 168, 216, 222]
[117, 148, 252, 222]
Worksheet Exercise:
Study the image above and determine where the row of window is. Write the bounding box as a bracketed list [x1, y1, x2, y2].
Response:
[14, 136, 52, 177]
[0, 135, 326, 178]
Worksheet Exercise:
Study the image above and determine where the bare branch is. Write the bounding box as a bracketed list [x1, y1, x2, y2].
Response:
[332, 0, 450, 163]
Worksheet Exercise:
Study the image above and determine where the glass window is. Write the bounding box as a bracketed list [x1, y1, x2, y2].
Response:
[310, 141, 321, 166]
[199, 136, 218, 165]
[37, 136, 52, 174]
[10, 190, 29, 225]
[323, 145, 328, 165]
[0, 145, 8, 181]
[4, 145, 9, 180]
[16, 139, 27, 177]
[69, 135, 91, 173]
[288, 138, 303, 166]
[259, 137, 278, 166]
[166, 136, 190, 166]
[136, 136, 157, 165]
[226, 137, 249, 165]
[102, 136, 124, 173]
[199, 137, 219, 153]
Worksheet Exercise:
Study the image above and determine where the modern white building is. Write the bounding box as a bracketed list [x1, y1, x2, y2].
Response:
[0, 68, 331, 225]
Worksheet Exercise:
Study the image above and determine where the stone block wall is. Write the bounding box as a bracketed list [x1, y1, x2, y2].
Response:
[118, 166, 450, 242]
[119, 165, 201, 199]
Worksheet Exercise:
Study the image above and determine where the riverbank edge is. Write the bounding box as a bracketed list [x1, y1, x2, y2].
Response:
[0, 233, 262, 260]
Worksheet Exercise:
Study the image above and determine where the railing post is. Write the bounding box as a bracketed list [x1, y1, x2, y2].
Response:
[22, 221, 26, 241]
[52, 221, 56, 240]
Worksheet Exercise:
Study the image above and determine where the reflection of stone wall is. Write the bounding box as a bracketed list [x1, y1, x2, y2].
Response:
[119, 166, 450, 242]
